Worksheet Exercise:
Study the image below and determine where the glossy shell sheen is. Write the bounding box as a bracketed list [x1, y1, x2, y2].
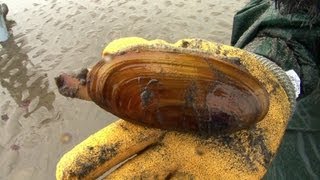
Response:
[87, 46, 269, 134]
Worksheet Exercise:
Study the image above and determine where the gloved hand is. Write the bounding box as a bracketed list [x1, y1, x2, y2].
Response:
[55, 38, 296, 179]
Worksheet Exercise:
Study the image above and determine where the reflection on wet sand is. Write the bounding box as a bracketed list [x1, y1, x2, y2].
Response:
[0, 22, 55, 118]
[0, 21, 56, 178]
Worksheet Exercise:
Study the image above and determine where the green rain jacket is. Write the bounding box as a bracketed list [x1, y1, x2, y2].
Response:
[231, 0, 320, 179]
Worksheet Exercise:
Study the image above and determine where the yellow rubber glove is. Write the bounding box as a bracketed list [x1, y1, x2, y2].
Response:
[56, 38, 295, 179]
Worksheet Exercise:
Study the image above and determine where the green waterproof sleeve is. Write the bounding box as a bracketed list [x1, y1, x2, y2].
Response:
[231, 0, 320, 179]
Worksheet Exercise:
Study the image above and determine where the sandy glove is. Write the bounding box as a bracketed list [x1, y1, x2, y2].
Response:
[55, 37, 296, 179]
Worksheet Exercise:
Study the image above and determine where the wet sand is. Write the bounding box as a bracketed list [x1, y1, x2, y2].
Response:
[0, 0, 248, 179]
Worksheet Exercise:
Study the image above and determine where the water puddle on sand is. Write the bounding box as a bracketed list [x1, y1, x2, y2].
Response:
[0, 0, 248, 179]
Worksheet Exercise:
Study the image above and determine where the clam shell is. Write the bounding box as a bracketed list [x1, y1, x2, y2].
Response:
[87, 45, 269, 134]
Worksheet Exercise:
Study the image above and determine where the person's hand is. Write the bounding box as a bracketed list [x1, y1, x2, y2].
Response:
[55, 38, 296, 179]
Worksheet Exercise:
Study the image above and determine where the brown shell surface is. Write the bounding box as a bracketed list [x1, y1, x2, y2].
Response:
[87, 47, 269, 134]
